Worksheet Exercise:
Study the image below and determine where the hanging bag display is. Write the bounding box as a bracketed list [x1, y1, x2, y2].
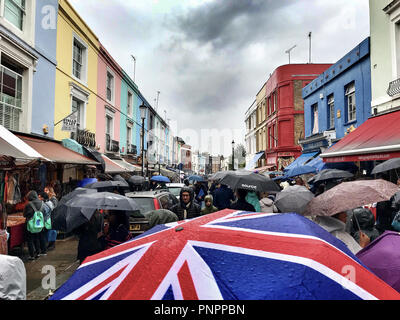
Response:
[27, 203, 44, 234]
[391, 210, 400, 232]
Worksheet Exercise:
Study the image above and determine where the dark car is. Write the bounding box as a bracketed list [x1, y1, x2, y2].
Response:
[125, 190, 179, 236]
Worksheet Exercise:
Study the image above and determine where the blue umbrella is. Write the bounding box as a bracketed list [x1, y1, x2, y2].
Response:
[77, 178, 98, 188]
[285, 165, 317, 178]
[188, 175, 205, 182]
[151, 175, 171, 183]
[50, 210, 400, 300]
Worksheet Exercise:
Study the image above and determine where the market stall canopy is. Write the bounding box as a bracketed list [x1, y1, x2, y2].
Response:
[15, 133, 100, 165]
[283, 152, 319, 172]
[245, 151, 264, 170]
[102, 155, 134, 174]
[321, 110, 400, 163]
[0, 125, 45, 160]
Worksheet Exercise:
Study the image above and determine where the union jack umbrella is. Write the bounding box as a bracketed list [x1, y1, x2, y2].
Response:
[50, 210, 400, 300]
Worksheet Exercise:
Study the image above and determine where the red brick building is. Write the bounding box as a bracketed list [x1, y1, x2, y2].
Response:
[255, 64, 332, 170]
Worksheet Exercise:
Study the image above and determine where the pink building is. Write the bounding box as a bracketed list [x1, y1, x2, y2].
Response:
[96, 44, 123, 154]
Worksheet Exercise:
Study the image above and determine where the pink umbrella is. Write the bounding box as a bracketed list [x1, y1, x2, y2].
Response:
[304, 179, 399, 217]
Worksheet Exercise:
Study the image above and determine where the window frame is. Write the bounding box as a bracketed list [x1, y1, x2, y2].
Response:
[345, 83, 356, 123]
[106, 69, 115, 105]
[3, 0, 26, 31]
[127, 90, 133, 118]
[327, 94, 335, 129]
[311, 103, 319, 135]
[71, 33, 89, 85]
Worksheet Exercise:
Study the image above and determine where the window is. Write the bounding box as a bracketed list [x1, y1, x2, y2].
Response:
[345, 83, 356, 122]
[71, 97, 84, 130]
[106, 71, 114, 103]
[4, 0, 25, 30]
[273, 91, 277, 113]
[127, 126, 132, 148]
[73, 40, 84, 80]
[127, 91, 133, 117]
[0, 64, 23, 131]
[105, 113, 114, 151]
[327, 94, 335, 129]
[311, 103, 319, 135]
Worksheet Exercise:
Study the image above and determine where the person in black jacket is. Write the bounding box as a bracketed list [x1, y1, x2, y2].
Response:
[229, 189, 256, 212]
[23, 191, 47, 260]
[171, 187, 201, 220]
[213, 184, 235, 210]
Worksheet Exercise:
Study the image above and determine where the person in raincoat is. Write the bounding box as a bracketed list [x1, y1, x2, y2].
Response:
[103, 210, 132, 250]
[144, 209, 178, 229]
[259, 193, 278, 213]
[213, 184, 235, 210]
[312, 212, 370, 255]
[201, 194, 219, 215]
[245, 191, 261, 212]
[171, 187, 201, 220]
[349, 207, 380, 244]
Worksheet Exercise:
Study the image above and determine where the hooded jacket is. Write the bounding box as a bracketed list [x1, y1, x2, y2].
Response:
[259, 197, 278, 213]
[313, 216, 362, 255]
[144, 209, 178, 229]
[23, 191, 44, 221]
[213, 184, 235, 210]
[245, 192, 261, 212]
[171, 187, 201, 220]
[201, 195, 219, 215]
[351, 207, 380, 243]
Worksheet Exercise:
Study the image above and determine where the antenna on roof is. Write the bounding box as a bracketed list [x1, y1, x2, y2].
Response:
[285, 45, 297, 64]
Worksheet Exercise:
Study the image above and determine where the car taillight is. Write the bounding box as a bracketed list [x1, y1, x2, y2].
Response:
[153, 198, 160, 210]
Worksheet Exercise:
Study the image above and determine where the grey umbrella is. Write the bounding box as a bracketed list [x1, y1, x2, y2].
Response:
[371, 158, 400, 175]
[218, 171, 281, 193]
[129, 175, 145, 185]
[274, 185, 315, 215]
[85, 180, 129, 189]
[311, 169, 354, 184]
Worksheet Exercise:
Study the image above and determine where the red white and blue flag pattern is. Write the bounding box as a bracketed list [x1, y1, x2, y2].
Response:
[50, 210, 400, 300]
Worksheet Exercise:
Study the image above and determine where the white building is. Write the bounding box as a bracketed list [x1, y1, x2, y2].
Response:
[244, 100, 258, 169]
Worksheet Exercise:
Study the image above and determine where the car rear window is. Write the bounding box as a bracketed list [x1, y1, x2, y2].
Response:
[168, 187, 182, 197]
[131, 197, 155, 214]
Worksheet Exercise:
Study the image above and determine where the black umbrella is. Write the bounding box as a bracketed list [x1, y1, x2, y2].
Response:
[58, 192, 141, 231]
[113, 175, 127, 182]
[371, 158, 400, 175]
[218, 171, 281, 193]
[52, 188, 98, 232]
[311, 169, 354, 184]
[209, 170, 236, 182]
[129, 175, 145, 185]
[85, 180, 129, 189]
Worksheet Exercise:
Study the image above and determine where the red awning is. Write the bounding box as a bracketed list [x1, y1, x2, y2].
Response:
[16, 134, 100, 165]
[320, 110, 400, 163]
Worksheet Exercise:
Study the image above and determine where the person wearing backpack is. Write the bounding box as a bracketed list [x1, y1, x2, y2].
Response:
[23, 191, 47, 260]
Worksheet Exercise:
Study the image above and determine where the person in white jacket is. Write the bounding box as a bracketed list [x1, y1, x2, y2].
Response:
[312, 212, 370, 255]
[259, 193, 278, 213]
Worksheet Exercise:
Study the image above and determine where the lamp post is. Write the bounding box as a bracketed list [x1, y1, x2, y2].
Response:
[232, 140, 235, 171]
[139, 103, 147, 177]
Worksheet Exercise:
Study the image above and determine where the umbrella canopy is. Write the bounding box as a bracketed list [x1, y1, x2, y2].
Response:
[77, 178, 98, 188]
[151, 175, 171, 183]
[274, 185, 314, 215]
[371, 158, 400, 175]
[356, 231, 400, 293]
[285, 165, 317, 178]
[65, 192, 140, 213]
[129, 176, 145, 185]
[219, 171, 281, 193]
[209, 171, 235, 182]
[85, 180, 129, 190]
[50, 210, 400, 300]
[113, 175, 127, 183]
[188, 175, 205, 182]
[304, 179, 399, 217]
[310, 169, 354, 184]
[52, 188, 98, 232]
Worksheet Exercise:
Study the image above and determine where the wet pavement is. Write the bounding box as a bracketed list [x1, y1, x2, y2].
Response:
[9, 236, 80, 300]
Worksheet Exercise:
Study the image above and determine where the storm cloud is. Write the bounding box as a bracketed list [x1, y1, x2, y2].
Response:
[69, 0, 369, 156]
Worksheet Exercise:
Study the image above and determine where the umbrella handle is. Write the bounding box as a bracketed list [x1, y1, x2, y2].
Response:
[352, 212, 362, 233]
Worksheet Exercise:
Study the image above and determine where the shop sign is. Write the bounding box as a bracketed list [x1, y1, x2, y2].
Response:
[62, 114, 77, 132]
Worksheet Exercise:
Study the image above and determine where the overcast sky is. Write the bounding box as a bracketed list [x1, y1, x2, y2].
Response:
[69, 0, 370, 157]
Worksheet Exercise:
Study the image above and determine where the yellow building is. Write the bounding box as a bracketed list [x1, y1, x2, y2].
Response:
[54, 0, 100, 143]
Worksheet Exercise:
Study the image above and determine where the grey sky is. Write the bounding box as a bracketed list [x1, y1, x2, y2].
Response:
[69, 0, 370, 157]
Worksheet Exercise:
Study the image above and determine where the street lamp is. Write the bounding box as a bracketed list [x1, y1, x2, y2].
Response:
[232, 140, 235, 171]
[139, 103, 147, 177]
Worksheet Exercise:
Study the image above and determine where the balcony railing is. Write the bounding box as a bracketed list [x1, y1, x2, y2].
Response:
[387, 78, 400, 97]
[127, 144, 137, 155]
